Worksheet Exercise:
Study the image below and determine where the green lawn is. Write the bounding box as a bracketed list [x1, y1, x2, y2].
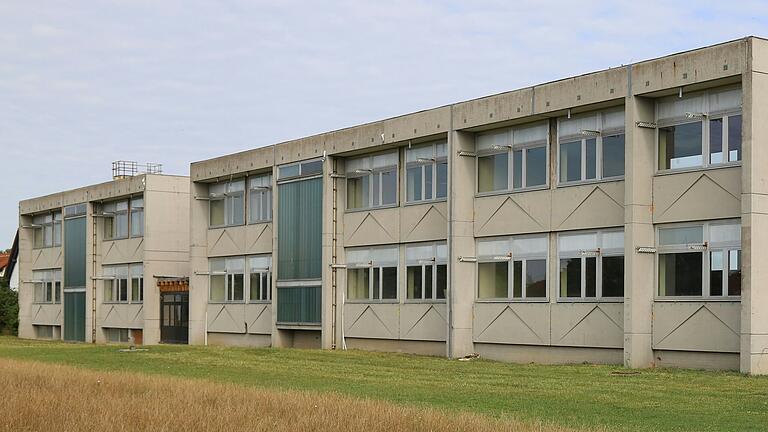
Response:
[0, 337, 765, 432]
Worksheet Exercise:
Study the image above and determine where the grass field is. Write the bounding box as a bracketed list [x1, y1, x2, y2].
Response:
[0, 336, 766, 432]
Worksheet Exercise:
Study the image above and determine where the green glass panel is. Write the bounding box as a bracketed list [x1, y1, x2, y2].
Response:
[278, 177, 323, 280]
[64, 216, 87, 288]
[276, 286, 321, 324]
[64, 291, 85, 341]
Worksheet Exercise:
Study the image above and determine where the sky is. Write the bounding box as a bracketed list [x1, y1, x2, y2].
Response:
[1, 1, 767, 247]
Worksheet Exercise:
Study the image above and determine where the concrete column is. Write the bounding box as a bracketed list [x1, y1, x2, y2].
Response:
[188, 182, 209, 345]
[321, 155, 336, 349]
[447, 129, 476, 358]
[623, 76, 656, 368]
[740, 38, 768, 374]
[16, 212, 34, 339]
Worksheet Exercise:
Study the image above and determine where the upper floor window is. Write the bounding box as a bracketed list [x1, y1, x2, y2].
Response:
[405, 242, 447, 300]
[346, 151, 398, 210]
[33, 211, 61, 249]
[103, 264, 143, 303]
[346, 246, 398, 301]
[278, 159, 323, 180]
[209, 257, 245, 303]
[477, 122, 548, 193]
[477, 234, 547, 300]
[33, 269, 61, 304]
[406, 142, 447, 203]
[209, 180, 245, 228]
[657, 87, 741, 171]
[104, 197, 143, 240]
[558, 230, 624, 300]
[248, 174, 272, 224]
[558, 109, 625, 184]
[248, 255, 272, 302]
[657, 221, 740, 298]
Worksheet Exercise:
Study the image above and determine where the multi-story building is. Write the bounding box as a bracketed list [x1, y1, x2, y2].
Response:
[16, 37, 768, 375]
[17, 170, 189, 344]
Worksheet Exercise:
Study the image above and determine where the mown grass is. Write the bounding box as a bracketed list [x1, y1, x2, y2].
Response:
[0, 336, 766, 432]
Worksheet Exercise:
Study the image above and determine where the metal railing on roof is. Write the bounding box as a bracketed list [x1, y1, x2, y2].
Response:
[112, 161, 163, 179]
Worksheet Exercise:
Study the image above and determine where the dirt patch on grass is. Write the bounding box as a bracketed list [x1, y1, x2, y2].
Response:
[0, 358, 590, 432]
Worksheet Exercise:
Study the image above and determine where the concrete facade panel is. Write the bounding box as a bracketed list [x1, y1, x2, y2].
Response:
[652, 302, 740, 353]
[473, 302, 551, 345]
[652, 168, 741, 224]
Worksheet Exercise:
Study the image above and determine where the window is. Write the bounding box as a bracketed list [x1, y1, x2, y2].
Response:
[477, 235, 547, 300]
[209, 180, 245, 227]
[345, 246, 398, 301]
[346, 151, 398, 210]
[406, 142, 447, 202]
[103, 264, 143, 303]
[657, 87, 742, 171]
[248, 255, 272, 302]
[32, 211, 61, 249]
[476, 122, 548, 193]
[33, 269, 61, 304]
[248, 174, 272, 223]
[209, 257, 245, 302]
[278, 159, 323, 180]
[406, 242, 447, 300]
[657, 221, 740, 298]
[558, 109, 625, 184]
[105, 328, 130, 343]
[558, 230, 624, 300]
[104, 197, 143, 240]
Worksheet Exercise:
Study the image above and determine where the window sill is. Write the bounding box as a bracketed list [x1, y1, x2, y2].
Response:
[208, 223, 246, 230]
[248, 220, 273, 225]
[475, 298, 549, 304]
[208, 301, 246, 305]
[556, 298, 625, 303]
[403, 198, 447, 207]
[403, 300, 446, 304]
[247, 300, 271, 305]
[654, 297, 740, 302]
[344, 204, 399, 214]
[104, 237, 129, 242]
[475, 185, 549, 199]
[345, 300, 399, 304]
[103, 301, 137, 305]
[32, 302, 60, 305]
[654, 162, 741, 177]
[556, 177, 625, 189]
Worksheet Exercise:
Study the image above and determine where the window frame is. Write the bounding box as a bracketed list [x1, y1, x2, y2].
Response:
[103, 197, 144, 240]
[32, 211, 62, 249]
[655, 220, 741, 301]
[345, 151, 399, 211]
[102, 264, 143, 304]
[247, 254, 272, 303]
[475, 122, 550, 195]
[208, 180, 246, 229]
[344, 245, 399, 302]
[556, 229, 625, 302]
[476, 234, 549, 302]
[655, 87, 742, 174]
[557, 109, 626, 186]
[248, 174, 273, 224]
[208, 257, 246, 303]
[404, 142, 448, 204]
[32, 269, 62, 304]
[405, 241, 447, 302]
[277, 158, 324, 182]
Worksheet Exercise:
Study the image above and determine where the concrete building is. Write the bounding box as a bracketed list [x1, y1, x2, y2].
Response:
[17, 171, 189, 344]
[16, 37, 768, 374]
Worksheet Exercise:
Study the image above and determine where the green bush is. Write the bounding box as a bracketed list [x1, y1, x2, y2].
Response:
[0, 278, 18, 335]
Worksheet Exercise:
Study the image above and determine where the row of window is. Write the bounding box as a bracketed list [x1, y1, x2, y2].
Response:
[102, 264, 144, 303]
[208, 255, 272, 303]
[209, 174, 273, 227]
[103, 198, 144, 240]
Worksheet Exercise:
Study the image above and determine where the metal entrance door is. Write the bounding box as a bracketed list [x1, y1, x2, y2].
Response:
[160, 292, 188, 344]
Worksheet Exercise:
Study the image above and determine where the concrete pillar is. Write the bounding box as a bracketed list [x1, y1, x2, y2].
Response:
[740, 38, 768, 374]
[16, 212, 34, 339]
[623, 74, 656, 368]
[447, 129, 476, 358]
[188, 182, 209, 345]
[321, 154, 336, 349]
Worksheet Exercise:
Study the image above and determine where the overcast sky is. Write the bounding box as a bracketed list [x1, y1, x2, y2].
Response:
[1, 1, 767, 247]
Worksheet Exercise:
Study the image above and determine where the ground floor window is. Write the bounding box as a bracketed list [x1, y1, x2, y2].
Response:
[406, 242, 447, 300]
[103, 264, 143, 303]
[558, 230, 624, 300]
[33, 269, 61, 304]
[477, 235, 548, 300]
[104, 327, 130, 343]
[346, 246, 398, 301]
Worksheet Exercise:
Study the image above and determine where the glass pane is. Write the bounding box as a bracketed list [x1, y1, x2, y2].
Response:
[301, 160, 323, 176]
[585, 257, 597, 297]
[230, 193, 245, 225]
[659, 226, 703, 246]
[424, 164, 433, 200]
[728, 115, 742, 162]
[728, 249, 741, 296]
[478, 153, 508, 192]
[436, 265, 446, 299]
[131, 279, 141, 302]
[436, 162, 447, 199]
[261, 274, 270, 300]
[55, 282, 61, 303]
[131, 209, 144, 237]
[710, 250, 724, 296]
[513, 261, 523, 298]
[382, 267, 398, 299]
[347, 268, 370, 300]
[116, 213, 128, 238]
[372, 172, 380, 207]
[279, 164, 300, 178]
[512, 150, 522, 189]
[119, 279, 128, 302]
[478, 262, 508, 299]
[424, 265, 433, 299]
[406, 166, 422, 202]
[560, 141, 581, 182]
[277, 177, 323, 280]
[602, 256, 624, 297]
[230, 274, 243, 301]
[658, 122, 703, 170]
[381, 170, 397, 205]
[372, 268, 380, 300]
[210, 275, 226, 301]
[658, 252, 703, 296]
[585, 139, 597, 180]
[250, 273, 261, 301]
[602, 134, 625, 178]
[407, 266, 422, 299]
[210, 199, 225, 226]
[526, 259, 547, 298]
[559, 258, 581, 298]
[347, 176, 369, 209]
[526, 146, 547, 187]
[709, 118, 723, 164]
[103, 282, 113, 302]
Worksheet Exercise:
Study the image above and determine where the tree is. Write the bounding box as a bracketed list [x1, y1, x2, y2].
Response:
[0, 276, 18, 335]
